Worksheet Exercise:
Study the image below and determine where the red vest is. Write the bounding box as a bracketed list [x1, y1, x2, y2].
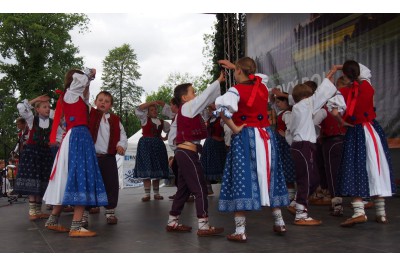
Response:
[207, 117, 224, 138]
[88, 107, 121, 155]
[320, 106, 347, 137]
[141, 117, 164, 138]
[339, 80, 376, 125]
[176, 107, 207, 144]
[63, 97, 89, 131]
[231, 83, 270, 128]
[276, 110, 291, 132]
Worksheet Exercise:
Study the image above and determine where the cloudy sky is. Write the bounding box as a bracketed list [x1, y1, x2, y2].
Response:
[70, 13, 216, 100]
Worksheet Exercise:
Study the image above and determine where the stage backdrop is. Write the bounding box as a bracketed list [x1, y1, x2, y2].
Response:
[246, 14, 400, 146]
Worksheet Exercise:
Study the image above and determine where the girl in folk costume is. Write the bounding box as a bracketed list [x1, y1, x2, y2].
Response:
[271, 93, 297, 214]
[134, 100, 170, 201]
[334, 60, 396, 227]
[43, 68, 108, 237]
[200, 103, 227, 195]
[214, 57, 289, 242]
[14, 95, 54, 221]
[166, 72, 225, 237]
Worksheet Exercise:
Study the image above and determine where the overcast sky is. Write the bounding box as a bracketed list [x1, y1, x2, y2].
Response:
[69, 13, 216, 101]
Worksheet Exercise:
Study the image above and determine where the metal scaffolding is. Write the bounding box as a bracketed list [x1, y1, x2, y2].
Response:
[222, 13, 240, 90]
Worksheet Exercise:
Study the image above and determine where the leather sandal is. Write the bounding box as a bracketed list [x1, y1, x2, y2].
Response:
[69, 228, 97, 237]
[166, 224, 192, 232]
[227, 233, 247, 242]
[141, 196, 151, 202]
[340, 214, 367, 227]
[154, 194, 164, 200]
[106, 215, 118, 225]
[197, 226, 224, 236]
[375, 215, 388, 224]
[46, 224, 70, 233]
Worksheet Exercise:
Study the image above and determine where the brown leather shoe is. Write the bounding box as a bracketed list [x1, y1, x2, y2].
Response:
[141, 196, 151, 202]
[227, 233, 247, 242]
[287, 206, 296, 216]
[69, 229, 97, 237]
[46, 224, 70, 233]
[294, 217, 322, 226]
[106, 216, 118, 225]
[154, 194, 164, 200]
[168, 194, 175, 200]
[166, 224, 192, 232]
[37, 213, 50, 219]
[273, 225, 287, 235]
[197, 226, 224, 236]
[29, 214, 39, 221]
[340, 215, 367, 227]
[375, 215, 388, 224]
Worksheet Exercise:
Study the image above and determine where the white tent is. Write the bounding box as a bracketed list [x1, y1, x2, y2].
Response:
[121, 120, 174, 188]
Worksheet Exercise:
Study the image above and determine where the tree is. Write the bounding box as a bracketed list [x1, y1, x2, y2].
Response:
[0, 13, 89, 159]
[0, 13, 89, 99]
[101, 44, 143, 122]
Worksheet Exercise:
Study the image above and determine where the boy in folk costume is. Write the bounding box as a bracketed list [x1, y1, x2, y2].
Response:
[214, 57, 289, 242]
[288, 66, 343, 226]
[134, 100, 170, 201]
[14, 95, 55, 221]
[166, 72, 225, 237]
[85, 91, 127, 225]
[334, 60, 396, 227]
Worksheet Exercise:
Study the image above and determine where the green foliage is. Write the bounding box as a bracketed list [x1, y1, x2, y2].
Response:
[0, 13, 89, 159]
[0, 13, 89, 99]
[101, 43, 144, 137]
[101, 43, 144, 118]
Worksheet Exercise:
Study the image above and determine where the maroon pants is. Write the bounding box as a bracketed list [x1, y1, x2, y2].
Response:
[169, 148, 208, 218]
[321, 136, 344, 198]
[97, 155, 119, 209]
[290, 141, 320, 207]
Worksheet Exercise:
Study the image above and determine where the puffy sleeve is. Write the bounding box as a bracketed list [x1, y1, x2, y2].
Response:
[162, 120, 171, 133]
[359, 63, 371, 83]
[17, 99, 34, 129]
[213, 87, 239, 119]
[64, 73, 90, 104]
[161, 104, 175, 120]
[134, 107, 149, 126]
[117, 122, 128, 150]
[326, 91, 347, 115]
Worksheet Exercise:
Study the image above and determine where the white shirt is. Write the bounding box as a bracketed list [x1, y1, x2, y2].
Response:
[134, 107, 171, 133]
[289, 78, 337, 143]
[94, 112, 128, 154]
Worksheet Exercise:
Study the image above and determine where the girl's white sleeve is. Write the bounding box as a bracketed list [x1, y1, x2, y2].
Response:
[64, 73, 90, 104]
[162, 120, 171, 133]
[161, 104, 175, 120]
[326, 92, 347, 115]
[134, 107, 149, 126]
[17, 99, 34, 129]
[213, 87, 239, 119]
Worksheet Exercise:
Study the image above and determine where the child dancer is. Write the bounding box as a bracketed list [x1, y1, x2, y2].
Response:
[14, 95, 54, 221]
[166, 72, 225, 237]
[87, 91, 127, 225]
[200, 103, 227, 195]
[214, 57, 289, 242]
[43, 68, 108, 237]
[134, 100, 170, 201]
[335, 60, 396, 227]
[272, 93, 297, 215]
[288, 67, 341, 226]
